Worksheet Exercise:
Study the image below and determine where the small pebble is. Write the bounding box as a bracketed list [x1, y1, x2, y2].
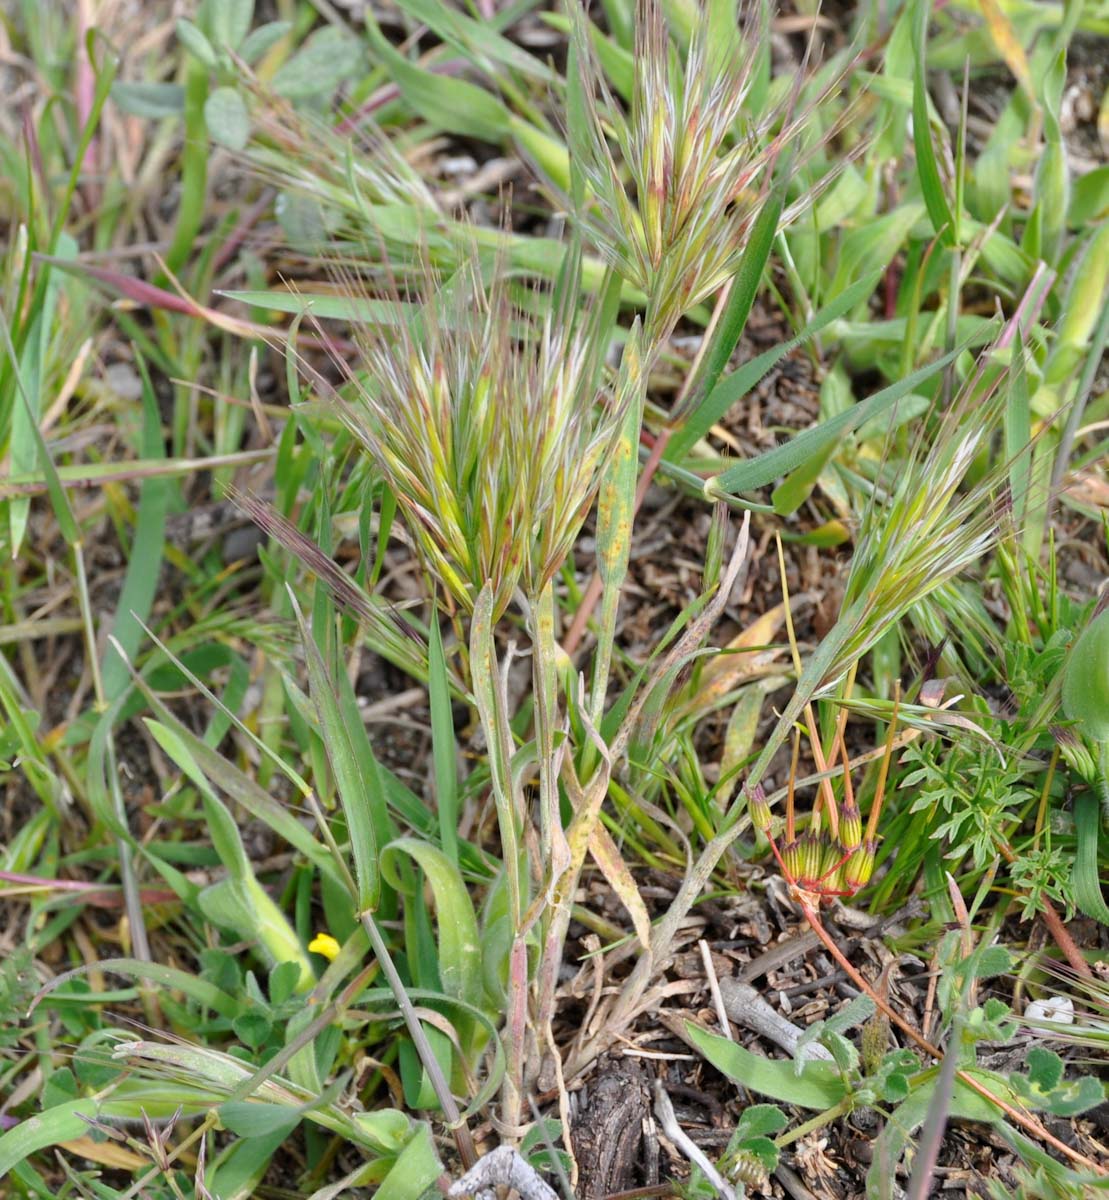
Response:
[1024, 995, 1075, 1025]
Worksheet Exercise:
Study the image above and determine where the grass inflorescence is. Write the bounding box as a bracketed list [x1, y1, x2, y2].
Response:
[1, 0, 1107, 1196]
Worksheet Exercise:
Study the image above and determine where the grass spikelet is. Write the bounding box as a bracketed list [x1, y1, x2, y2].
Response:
[566, 0, 833, 342]
[818, 374, 1012, 695]
[334, 246, 627, 618]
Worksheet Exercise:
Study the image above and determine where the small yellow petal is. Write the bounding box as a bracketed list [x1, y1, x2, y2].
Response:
[308, 932, 341, 961]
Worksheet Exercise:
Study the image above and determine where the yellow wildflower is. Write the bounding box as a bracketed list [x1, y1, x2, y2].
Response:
[308, 932, 341, 961]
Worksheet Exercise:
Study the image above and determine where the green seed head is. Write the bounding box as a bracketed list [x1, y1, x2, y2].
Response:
[820, 839, 846, 885]
[564, 0, 832, 351]
[797, 832, 826, 887]
[842, 841, 878, 892]
[340, 251, 632, 618]
[840, 800, 862, 850]
[781, 838, 804, 881]
[746, 781, 771, 832]
[1051, 725, 1098, 785]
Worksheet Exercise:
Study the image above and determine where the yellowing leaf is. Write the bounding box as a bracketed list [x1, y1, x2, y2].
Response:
[60, 1136, 149, 1170]
[588, 824, 652, 950]
[979, 0, 1034, 103]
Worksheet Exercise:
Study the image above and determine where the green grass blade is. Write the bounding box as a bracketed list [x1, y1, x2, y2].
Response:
[47, 30, 118, 252]
[380, 838, 483, 1012]
[591, 330, 645, 725]
[678, 161, 790, 424]
[708, 341, 965, 497]
[33, 956, 239, 1018]
[0, 1101, 109, 1177]
[364, 13, 511, 142]
[1005, 330, 1032, 527]
[101, 350, 169, 702]
[217, 290, 418, 323]
[124, 669, 340, 882]
[911, 0, 955, 246]
[4, 239, 74, 553]
[163, 62, 209, 277]
[0, 449, 273, 498]
[428, 613, 460, 865]
[666, 271, 880, 464]
[470, 583, 523, 927]
[387, 0, 553, 84]
[1073, 791, 1109, 925]
[291, 591, 381, 913]
[144, 718, 250, 880]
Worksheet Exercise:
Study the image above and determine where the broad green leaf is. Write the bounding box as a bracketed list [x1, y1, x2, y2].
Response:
[734, 1103, 788, 1139]
[240, 20, 292, 65]
[380, 838, 483, 1012]
[1062, 606, 1109, 744]
[205, 86, 251, 151]
[373, 1121, 443, 1200]
[869, 1068, 1020, 1189]
[175, 18, 218, 67]
[688, 1023, 847, 1109]
[273, 26, 362, 99]
[209, 0, 254, 49]
[353, 1109, 412, 1154]
[111, 81, 185, 118]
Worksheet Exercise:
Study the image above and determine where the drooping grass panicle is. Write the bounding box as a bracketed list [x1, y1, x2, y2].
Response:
[333, 245, 628, 620]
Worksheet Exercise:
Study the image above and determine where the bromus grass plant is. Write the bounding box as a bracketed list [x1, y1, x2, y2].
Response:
[319, 242, 640, 1128]
[562, 0, 814, 347]
[3, 0, 1109, 1195]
